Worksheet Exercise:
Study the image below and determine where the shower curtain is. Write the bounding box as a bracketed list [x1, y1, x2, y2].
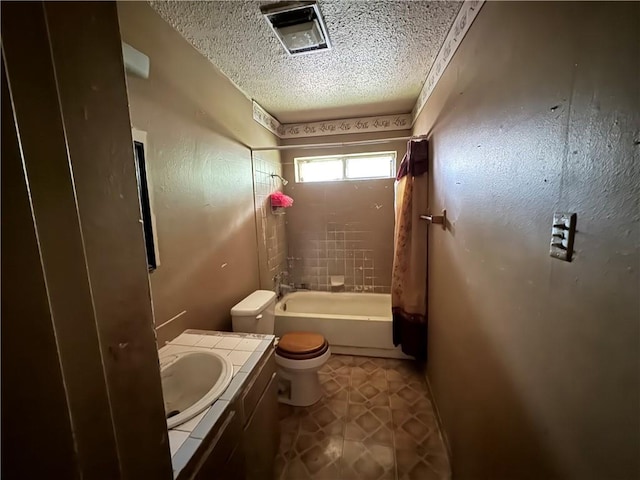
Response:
[392, 138, 429, 360]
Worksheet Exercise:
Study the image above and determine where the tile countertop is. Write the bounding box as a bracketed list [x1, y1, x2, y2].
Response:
[159, 329, 275, 479]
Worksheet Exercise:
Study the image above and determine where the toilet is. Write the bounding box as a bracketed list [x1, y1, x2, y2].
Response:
[231, 290, 330, 406]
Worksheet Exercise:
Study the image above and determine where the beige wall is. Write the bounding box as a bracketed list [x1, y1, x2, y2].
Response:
[281, 131, 408, 292]
[118, 2, 282, 343]
[414, 2, 639, 479]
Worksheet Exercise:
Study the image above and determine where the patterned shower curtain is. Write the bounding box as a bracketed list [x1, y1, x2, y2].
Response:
[392, 138, 429, 360]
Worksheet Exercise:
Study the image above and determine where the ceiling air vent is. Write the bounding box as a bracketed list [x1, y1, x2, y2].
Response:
[261, 2, 331, 56]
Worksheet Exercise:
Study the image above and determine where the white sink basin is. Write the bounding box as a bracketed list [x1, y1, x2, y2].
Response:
[160, 350, 233, 429]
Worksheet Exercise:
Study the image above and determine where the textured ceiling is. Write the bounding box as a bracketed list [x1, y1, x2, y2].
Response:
[150, 1, 462, 123]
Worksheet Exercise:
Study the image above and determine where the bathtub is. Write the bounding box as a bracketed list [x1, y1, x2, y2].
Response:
[274, 291, 409, 359]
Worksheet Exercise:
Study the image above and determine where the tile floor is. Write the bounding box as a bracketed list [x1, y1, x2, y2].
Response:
[274, 355, 451, 480]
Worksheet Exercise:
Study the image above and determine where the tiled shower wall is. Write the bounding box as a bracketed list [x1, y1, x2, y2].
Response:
[279, 137, 408, 294]
[288, 220, 392, 293]
[282, 177, 396, 293]
[253, 152, 288, 290]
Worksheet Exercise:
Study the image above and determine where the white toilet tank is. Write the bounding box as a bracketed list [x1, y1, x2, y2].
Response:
[231, 290, 276, 335]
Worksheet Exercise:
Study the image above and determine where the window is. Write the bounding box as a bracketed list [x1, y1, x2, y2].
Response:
[294, 151, 396, 183]
[134, 141, 157, 271]
[132, 128, 160, 272]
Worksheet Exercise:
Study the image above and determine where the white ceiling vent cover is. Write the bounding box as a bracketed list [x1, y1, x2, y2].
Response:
[261, 2, 331, 56]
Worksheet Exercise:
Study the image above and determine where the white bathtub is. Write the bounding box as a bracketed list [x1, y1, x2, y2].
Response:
[274, 291, 409, 359]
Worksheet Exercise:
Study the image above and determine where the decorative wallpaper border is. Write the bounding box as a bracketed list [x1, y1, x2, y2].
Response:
[253, 102, 412, 139]
[253, 0, 485, 138]
[411, 0, 485, 123]
[252, 101, 282, 137]
[278, 114, 412, 139]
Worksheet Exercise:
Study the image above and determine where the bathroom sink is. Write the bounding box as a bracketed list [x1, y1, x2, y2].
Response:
[160, 350, 233, 429]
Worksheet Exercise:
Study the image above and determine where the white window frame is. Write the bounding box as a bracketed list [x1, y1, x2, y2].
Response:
[294, 151, 397, 183]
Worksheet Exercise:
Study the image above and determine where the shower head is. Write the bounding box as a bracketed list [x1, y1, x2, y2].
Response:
[271, 174, 289, 186]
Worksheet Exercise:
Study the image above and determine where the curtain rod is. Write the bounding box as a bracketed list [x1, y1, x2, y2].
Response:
[251, 135, 425, 152]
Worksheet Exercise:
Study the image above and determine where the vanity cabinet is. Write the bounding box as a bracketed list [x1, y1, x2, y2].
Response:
[192, 408, 244, 480]
[244, 371, 278, 480]
[188, 345, 278, 480]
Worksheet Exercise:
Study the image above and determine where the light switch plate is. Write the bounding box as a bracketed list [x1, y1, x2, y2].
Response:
[549, 212, 577, 262]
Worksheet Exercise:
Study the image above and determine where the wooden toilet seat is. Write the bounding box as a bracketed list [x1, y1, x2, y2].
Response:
[276, 332, 329, 360]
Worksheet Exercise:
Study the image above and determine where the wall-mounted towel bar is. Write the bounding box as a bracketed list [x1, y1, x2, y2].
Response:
[420, 210, 447, 230]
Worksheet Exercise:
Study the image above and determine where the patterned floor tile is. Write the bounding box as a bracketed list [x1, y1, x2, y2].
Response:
[352, 356, 387, 366]
[386, 376, 428, 393]
[282, 458, 311, 479]
[341, 440, 396, 480]
[284, 432, 343, 479]
[283, 458, 341, 480]
[278, 427, 299, 458]
[279, 403, 303, 436]
[353, 356, 387, 369]
[279, 402, 303, 420]
[319, 372, 350, 401]
[350, 374, 390, 407]
[396, 444, 451, 480]
[299, 398, 347, 436]
[388, 380, 435, 412]
[351, 357, 388, 379]
[277, 355, 451, 480]
[345, 404, 394, 446]
[385, 359, 426, 383]
[392, 409, 439, 450]
[319, 354, 354, 375]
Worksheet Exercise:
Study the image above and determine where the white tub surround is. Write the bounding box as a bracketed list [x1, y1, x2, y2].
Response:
[275, 291, 409, 359]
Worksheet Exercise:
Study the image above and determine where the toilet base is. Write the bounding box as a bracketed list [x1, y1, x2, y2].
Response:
[275, 348, 330, 407]
[276, 367, 323, 406]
